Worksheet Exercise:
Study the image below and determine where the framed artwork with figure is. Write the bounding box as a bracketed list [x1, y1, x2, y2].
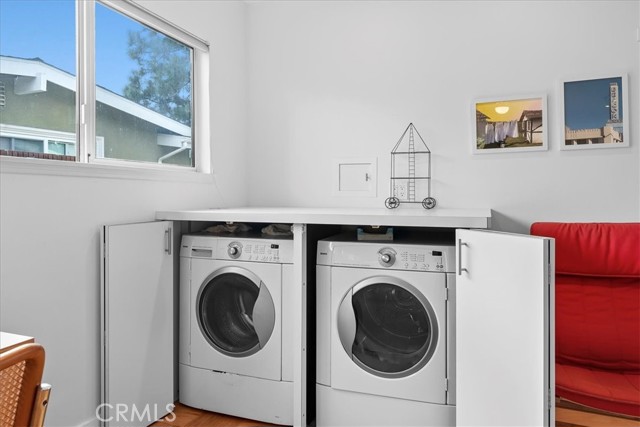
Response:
[473, 94, 548, 154]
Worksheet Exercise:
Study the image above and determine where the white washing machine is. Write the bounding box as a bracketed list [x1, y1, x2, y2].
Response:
[316, 237, 456, 427]
[179, 234, 294, 425]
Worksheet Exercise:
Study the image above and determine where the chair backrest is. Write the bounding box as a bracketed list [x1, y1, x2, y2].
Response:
[531, 222, 640, 372]
[0, 343, 51, 427]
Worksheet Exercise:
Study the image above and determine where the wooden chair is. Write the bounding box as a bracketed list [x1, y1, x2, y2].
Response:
[0, 343, 51, 427]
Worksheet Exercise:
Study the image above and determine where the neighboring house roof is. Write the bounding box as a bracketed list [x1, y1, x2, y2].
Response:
[519, 110, 542, 122]
[476, 110, 490, 122]
[0, 55, 190, 138]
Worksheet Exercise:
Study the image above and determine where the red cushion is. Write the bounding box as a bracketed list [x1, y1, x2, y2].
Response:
[531, 222, 640, 417]
[556, 362, 640, 417]
[555, 275, 640, 371]
[530, 222, 640, 277]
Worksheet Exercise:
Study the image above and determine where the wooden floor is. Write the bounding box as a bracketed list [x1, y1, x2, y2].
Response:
[557, 407, 640, 427]
[154, 402, 639, 427]
[555, 399, 640, 427]
[151, 403, 275, 427]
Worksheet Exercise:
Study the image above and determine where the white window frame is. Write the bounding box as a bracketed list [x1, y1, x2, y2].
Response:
[1, 0, 211, 182]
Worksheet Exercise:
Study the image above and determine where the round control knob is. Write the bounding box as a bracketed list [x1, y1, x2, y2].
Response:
[228, 243, 242, 259]
[377, 248, 396, 267]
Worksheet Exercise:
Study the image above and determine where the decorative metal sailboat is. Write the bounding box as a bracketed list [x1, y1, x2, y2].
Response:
[385, 123, 436, 209]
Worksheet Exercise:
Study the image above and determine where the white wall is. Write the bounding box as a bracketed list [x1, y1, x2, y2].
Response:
[246, 0, 640, 232]
[0, 2, 247, 426]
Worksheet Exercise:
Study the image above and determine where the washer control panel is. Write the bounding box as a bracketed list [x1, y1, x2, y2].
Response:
[396, 248, 448, 272]
[180, 235, 294, 264]
[317, 240, 454, 273]
[228, 241, 284, 263]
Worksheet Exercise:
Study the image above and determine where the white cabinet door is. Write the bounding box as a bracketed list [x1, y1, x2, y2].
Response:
[291, 224, 307, 427]
[101, 221, 174, 427]
[455, 229, 554, 427]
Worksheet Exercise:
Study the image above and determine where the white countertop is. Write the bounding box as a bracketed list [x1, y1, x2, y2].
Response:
[156, 207, 492, 229]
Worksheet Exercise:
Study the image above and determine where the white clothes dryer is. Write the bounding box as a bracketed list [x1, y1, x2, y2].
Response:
[179, 234, 294, 425]
[316, 237, 456, 427]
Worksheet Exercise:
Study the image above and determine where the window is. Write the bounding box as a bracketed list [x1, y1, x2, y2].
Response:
[94, 3, 194, 167]
[0, 0, 209, 173]
[0, 0, 77, 161]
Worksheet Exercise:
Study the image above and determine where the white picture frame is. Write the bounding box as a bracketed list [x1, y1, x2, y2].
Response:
[472, 94, 548, 154]
[559, 73, 629, 150]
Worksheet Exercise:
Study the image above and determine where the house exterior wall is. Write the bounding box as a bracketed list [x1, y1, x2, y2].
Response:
[1, 75, 191, 164]
[95, 101, 181, 164]
[0, 76, 75, 133]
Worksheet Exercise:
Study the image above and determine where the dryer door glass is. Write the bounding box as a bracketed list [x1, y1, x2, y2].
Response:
[197, 271, 262, 357]
[350, 282, 438, 377]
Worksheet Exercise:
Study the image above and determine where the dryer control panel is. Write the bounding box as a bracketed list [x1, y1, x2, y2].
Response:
[317, 240, 455, 273]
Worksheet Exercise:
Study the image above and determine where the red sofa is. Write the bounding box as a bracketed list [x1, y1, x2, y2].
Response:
[530, 222, 640, 418]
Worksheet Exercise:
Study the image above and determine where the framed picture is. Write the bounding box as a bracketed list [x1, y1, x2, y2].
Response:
[560, 73, 629, 150]
[473, 94, 547, 154]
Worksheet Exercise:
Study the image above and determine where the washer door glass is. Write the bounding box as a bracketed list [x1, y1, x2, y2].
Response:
[197, 267, 275, 357]
[347, 280, 438, 377]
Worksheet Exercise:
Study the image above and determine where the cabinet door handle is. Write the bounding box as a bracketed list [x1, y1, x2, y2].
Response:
[165, 228, 172, 255]
[458, 239, 468, 276]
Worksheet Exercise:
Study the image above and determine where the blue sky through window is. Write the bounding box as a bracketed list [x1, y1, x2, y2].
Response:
[0, 0, 76, 73]
[0, 0, 141, 96]
[96, 2, 143, 96]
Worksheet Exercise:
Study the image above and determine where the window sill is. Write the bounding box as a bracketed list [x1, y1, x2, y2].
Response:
[0, 155, 213, 184]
